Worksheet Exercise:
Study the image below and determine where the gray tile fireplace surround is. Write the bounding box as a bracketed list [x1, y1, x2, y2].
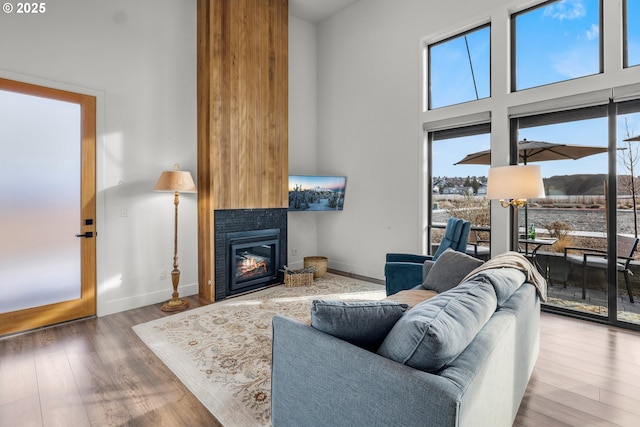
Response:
[214, 208, 287, 301]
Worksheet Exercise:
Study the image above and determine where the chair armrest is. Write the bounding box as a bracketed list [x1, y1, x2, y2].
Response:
[386, 253, 432, 264]
[467, 240, 490, 256]
[583, 252, 606, 263]
[564, 246, 587, 254]
[384, 262, 425, 296]
[564, 246, 606, 258]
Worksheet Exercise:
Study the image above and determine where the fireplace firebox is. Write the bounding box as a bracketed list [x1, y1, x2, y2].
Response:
[214, 208, 287, 300]
[227, 229, 280, 295]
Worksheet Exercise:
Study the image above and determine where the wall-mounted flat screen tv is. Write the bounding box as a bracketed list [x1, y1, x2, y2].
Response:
[288, 175, 347, 211]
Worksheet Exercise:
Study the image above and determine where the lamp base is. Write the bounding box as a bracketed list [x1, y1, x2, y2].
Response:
[161, 297, 189, 312]
[161, 268, 189, 312]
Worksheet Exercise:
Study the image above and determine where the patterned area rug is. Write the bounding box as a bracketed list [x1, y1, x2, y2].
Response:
[132, 273, 386, 427]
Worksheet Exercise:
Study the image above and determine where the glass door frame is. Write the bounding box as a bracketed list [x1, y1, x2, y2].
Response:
[515, 99, 640, 332]
[0, 78, 96, 336]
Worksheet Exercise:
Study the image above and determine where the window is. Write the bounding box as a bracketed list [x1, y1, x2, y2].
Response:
[429, 25, 490, 109]
[625, 0, 640, 67]
[512, 0, 601, 91]
[429, 124, 491, 259]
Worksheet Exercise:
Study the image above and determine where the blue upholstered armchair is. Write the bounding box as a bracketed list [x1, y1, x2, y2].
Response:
[384, 217, 471, 296]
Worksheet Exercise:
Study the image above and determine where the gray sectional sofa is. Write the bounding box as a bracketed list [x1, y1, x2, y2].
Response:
[271, 253, 542, 427]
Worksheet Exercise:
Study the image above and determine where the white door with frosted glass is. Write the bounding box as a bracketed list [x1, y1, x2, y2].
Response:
[0, 78, 95, 335]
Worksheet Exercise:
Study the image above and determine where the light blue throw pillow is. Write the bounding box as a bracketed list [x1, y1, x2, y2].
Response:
[311, 300, 409, 351]
[377, 280, 497, 372]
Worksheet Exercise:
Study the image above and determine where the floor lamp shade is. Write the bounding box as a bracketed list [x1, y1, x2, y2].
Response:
[154, 167, 196, 312]
[487, 165, 545, 201]
[487, 165, 545, 252]
[154, 170, 197, 193]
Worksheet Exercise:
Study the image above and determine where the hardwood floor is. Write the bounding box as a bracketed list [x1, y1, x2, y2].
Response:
[515, 313, 640, 426]
[1, 297, 640, 426]
[0, 295, 221, 427]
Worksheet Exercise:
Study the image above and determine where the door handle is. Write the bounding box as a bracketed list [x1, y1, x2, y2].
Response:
[75, 232, 94, 238]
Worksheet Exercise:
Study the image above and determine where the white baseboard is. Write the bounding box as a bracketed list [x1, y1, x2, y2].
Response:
[100, 282, 199, 317]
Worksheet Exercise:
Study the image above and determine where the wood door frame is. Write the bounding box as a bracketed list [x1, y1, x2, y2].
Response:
[0, 78, 97, 336]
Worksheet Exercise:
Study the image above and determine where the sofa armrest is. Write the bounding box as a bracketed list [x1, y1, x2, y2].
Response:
[271, 315, 461, 427]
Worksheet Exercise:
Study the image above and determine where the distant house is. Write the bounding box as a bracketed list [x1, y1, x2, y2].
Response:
[442, 187, 457, 195]
[442, 185, 468, 195]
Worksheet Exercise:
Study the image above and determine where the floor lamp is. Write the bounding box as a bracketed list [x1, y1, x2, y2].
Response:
[154, 164, 197, 312]
[486, 165, 545, 252]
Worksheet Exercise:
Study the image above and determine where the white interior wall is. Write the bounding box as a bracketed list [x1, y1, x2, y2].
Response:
[287, 16, 319, 269]
[0, 0, 198, 316]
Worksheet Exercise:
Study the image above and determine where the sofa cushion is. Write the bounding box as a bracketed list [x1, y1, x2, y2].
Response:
[377, 280, 497, 372]
[469, 268, 527, 306]
[422, 248, 484, 293]
[384, 288, 438, 309]
[310, 300, 409, 350]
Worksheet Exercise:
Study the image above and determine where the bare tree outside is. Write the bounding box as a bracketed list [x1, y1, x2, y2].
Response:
[619, 118, 639, 237]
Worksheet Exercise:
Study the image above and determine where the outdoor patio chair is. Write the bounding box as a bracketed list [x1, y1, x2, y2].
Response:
[466, 229, 491, 260]
[564, 234, 639, 303]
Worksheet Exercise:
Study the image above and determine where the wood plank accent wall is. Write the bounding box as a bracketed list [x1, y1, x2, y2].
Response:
[197, 0, 289, 300]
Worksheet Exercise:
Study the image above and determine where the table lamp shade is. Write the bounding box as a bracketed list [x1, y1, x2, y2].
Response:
[154, 170, 197, 193]
[486, 165, 545, 200]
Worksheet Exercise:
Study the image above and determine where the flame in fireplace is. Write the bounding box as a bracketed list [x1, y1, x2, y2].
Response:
[236, 252, 268, 279]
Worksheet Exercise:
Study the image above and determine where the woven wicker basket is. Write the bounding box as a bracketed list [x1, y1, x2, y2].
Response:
[284, 272, 313, 287]
[304, 256, 328, 278]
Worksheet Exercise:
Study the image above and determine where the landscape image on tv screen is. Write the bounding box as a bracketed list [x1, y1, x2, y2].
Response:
[288, 175, 347, 211]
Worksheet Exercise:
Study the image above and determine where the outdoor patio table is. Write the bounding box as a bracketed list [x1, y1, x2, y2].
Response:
[518, 237, 557, 277]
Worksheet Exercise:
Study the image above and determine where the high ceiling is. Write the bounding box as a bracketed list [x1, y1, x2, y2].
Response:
[289, 0, 360, 24]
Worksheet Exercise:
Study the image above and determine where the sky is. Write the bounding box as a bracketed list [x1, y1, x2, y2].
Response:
[431, 0, 640, 180]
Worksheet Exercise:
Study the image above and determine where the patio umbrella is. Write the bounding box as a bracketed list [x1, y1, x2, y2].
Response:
[454, 139, 608, 165]
[455, 139, 608, 241]
[624, 135, 640, 142]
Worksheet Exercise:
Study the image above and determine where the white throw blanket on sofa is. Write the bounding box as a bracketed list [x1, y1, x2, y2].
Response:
[462, 251, 547, 302]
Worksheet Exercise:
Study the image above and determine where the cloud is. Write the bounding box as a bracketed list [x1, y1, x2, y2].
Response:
[543, 0, 586, 21]
[552, 46, 599, 78]
[586, 23, 599, 40]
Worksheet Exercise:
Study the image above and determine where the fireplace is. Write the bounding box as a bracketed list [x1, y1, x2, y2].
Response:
[214, 208, 287, 300]
[228, 229, 280, 295]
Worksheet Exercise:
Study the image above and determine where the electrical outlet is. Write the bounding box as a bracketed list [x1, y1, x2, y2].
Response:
[159, 269, 167, 280]
[291, 248, 298, 256]
[121, 207, 129, 217]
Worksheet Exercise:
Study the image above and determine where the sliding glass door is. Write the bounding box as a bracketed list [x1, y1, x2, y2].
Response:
[516, 100, 640, 327]
[616, 100, 640, 326]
